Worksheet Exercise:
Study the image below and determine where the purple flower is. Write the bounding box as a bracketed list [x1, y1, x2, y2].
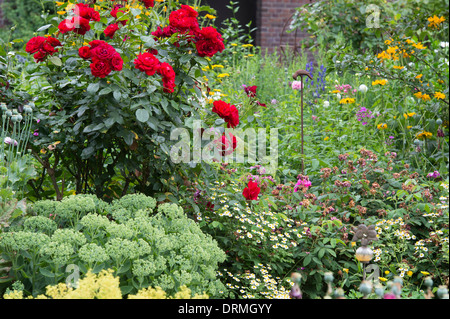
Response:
[427, 171, 440, 178]
[356, 107, 375, 125]
[383, 293, 397, 299]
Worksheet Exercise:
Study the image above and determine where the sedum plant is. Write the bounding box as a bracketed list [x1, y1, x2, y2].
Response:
[0, 193, 226, 298]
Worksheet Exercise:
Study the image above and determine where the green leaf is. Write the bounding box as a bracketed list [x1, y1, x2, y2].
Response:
[99, 87, 112, 95]
[303, 254, 312, 267]
[48, 56, 62, 66]
[136, 109, 150, 123]
[312, 158, 320, 170]
[39, 267, 55, 278]
[113, 90, 121, 101]
[37, 24, 53, 32]
[87, 82, 100, 95]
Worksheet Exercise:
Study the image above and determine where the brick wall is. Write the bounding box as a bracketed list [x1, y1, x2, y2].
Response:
[256, 0, 315, 56]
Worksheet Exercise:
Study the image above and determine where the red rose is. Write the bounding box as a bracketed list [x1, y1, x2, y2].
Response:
[75, 3, 100, 21]
[104, 23, 119, 39]
[110, 53, 124, 71]
[195, 26, 224, 57]
[25, 36, 46, 54]
[111, 5, 128, 25]
[90, 59, 112, 78]
[244, 85, 257, 97]
[58, 19, 74, 34]
[140, 0, 154, 8]
[134, 52, 160, 76]
[26, 36, 61, 62]
[78, 46, 91, 60]
[45, 37, 62, 49]
[89, 40, 108, 50]
[33, 51, 47, 63]
[158, 62, 176, 93]
[90, 42, 116, 61]
[243, 181, 260, 200]
[256, 101, 267, 107]
[212, 100, 239, 128]
[169, 4, 199, 33]
[72, 16, 91, 35]
[215, 133, 237, 156]
[146, 48, 158, 56]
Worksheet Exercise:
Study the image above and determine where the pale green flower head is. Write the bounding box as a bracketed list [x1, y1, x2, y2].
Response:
[23, 216, 57, 235]
[78, 243, 109, 265]
[40, 241, 73, 265]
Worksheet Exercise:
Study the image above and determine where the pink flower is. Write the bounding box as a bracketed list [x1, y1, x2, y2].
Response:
[291, 81, 304, 90]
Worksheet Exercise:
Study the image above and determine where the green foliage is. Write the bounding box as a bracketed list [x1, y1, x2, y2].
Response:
[0, 193, 227, 298]
[0, 0, 55, 44]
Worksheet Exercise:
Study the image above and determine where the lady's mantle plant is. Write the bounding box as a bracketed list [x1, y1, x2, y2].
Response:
[20, 0, 224, 199]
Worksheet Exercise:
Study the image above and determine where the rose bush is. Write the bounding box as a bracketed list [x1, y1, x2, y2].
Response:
[13, 0, 223, 200]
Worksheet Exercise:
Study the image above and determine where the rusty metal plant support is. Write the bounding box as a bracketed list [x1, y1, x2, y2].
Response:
[293, 69, 313, 174]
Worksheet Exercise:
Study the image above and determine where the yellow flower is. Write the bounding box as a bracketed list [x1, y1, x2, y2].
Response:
[415, 74, 423, 79]
[407, 271, 413, 276]
[231, 43, 238, 47]
[385, 270, 390, 275]
[217, 73, 230, 78]
[416, 131, 433, 139]
[57, 11, 67, 15]
[372, 79, 388, 86]
[393, 65, 404, 69]
[55, 1, 65, 6]
[414, 92, 423, 99]
[351, 242, 356, 247]
[242, 44, 254, 48]
[407, 126, 413, 129]
[428, 15, 446, 29]
[339, 98, 356, 104]
[211, 64, 224, 69]
[421, 271, 430, 276]
[343, 268, 349, 274]
[384, 38, 393, 45]
[205, 14, 216, 19]
[324, 137, 329, 141]
[331, 90, 341, 94]
[421, 94, 431, 101]
[379, 277, 388, 282]
[377, 123, 388, 130]
[407, 112, 416, 117]
[435, 92, 446, 100]
[412, 42, 426, 50]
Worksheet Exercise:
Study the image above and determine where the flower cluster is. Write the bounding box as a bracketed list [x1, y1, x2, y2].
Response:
[78, 40, 123, 78]
[427, 15, 446, 29]
[243, 85, 266, 107]
[58, 3, 100, 35]
[243, 180, 261, 200]
[212, 100, 239, 128]
[25, 36, 62, 62]
[152, 5, 224, 58]
[134, 53, 176, 93]
[294, 175, 312, 193]
[356, 107, 375, 125]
